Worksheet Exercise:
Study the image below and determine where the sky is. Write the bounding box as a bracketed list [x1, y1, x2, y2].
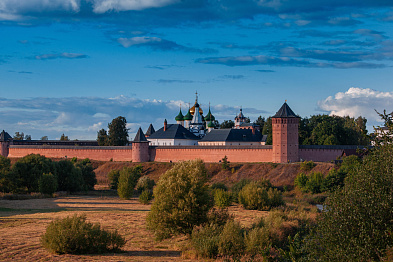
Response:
[0, 0, 393, 140]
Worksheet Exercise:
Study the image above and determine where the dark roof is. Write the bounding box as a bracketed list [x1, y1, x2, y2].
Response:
[201, 128, 264, 142]
[145, 124, 155, 136]
[272, 102, 298, 118]
[134, 127, 148, 142]
[239, 123, 260, 127]
[147, 124, 199, 140]
[0, 130, 12, 142]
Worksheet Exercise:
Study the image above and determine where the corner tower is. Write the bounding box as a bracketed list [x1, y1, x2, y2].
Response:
[132, 127, 150, 162]
[0, 130, 12, 157]
[272, 102, 299, 163]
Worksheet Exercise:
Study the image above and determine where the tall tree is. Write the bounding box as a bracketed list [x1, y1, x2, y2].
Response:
[97, 129, 109, 146]
[25, 135, 31, 140]
[253, 116, 265, 130]
[14, 132, 24, 140]
[60, 134, 69, 141]
[108, 116, 129, 146]
[41, 136, 49, 140]
[220, 120, 235, 129]
[262, 117, 272, 145]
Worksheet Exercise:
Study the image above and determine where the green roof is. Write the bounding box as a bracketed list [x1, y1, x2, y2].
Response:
[207, 120, 215, 128]
[205, 107, 215, 122]
[175, 108, 184, 121]
[184, 109, 193, 120]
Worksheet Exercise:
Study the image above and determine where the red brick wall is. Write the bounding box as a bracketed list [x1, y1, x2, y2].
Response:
[132, 142, 150, 162]
[299, 148, 343, 162]
[0, 142, 10, 157]
[8, 146, 133, 161]
[150, 146, 273, 163]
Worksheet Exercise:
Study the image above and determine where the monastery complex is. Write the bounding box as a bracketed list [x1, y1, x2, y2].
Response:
[0, 95, 364, 163]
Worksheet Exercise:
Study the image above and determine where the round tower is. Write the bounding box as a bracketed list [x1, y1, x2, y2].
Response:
[272, 102, 300, 163]
[132, 127, 150, 162]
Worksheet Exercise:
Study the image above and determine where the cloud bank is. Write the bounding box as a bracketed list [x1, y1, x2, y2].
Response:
[318, 87, 393, 127]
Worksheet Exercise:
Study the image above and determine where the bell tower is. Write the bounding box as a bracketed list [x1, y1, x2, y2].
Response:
[272, 102, 299, 163]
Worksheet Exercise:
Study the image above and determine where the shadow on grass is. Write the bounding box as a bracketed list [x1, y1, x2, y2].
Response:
[99, 250, 182, 258]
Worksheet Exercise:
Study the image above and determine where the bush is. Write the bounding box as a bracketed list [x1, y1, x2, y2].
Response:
[191, 223, 221, 259]
[294, 172, 308, 192]
[139, 189, 153, 204]
[136, 176, 155, 193]
[231, 179, 251, 203]
[245, 226, 271, 257]
[267, 188, 285, 207]
[108, 170, 120, 190]
[0, 155, 11, 192]
[214, 189, 232, 208]
[210, 182, 228, 191]
[218, 220, 245, 258]
[38, 173, 57, 195]
[300, 160, 316, 171]
[305, 172, 324, 194]
[41, 214, 125, 254]
[238, 182, 269, 210]
[221, 155, 229, 170]
[146, 160, 212, 240]
[117, 166, 142, 199]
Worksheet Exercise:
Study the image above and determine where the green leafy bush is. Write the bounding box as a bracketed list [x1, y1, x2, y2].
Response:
[210, 182, 228, 191]
[139, 189, 153, 204]
[214, 189, 232, 208]
[267, 188, 285, 207]
[38, 173, 57, 195]
[136, 176, 155, 193]
[221, 155, 229, 170]
[305, 172, 324, 194]
[191, 223, 221, 259]
[74, 158, 97, 191]
[108, 170, 120, 190]
[217, 220, 245, 258]
[146, 160, 212, 240]
[238, 182, 269, 210]
[55, 160, 84, 192]
[0, 155, 11, 192]
[231, 179, 251, 203]
[300, 160, 316, 171]
[41, 214, 125, 254]
[117, 166, 142, 199]
[245, 226, 271, 256]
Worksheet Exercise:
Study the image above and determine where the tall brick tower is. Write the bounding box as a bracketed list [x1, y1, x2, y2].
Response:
[132, 127, 150, 162]
[272, 102, 299, 163]
[0, 130, 12, 157]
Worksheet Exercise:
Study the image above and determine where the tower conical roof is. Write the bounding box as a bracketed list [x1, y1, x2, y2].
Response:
[133, 127, 148, 142]
[207, 120, 215, 128]
[0, 130, 12, 142]
[175, 108, 184, 121]
[145, 124, 155, 136]
[205, 105, 215, 122]
[272, 102, 298, 118]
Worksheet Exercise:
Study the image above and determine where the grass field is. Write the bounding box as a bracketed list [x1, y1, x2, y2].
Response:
[0, 193, 271, 261]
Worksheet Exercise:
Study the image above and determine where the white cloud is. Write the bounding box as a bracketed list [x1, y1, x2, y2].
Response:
[318, 87, 393, 126]
[90, 0, 179, 13]
[118, 37, 162, 48]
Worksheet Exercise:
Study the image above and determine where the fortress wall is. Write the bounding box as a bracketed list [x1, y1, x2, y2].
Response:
[299, 148, 343, 162]
[8, 146, 133, 161]
[150, 146, 273, 163]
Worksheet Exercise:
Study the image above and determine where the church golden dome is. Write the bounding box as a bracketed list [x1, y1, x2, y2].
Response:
[190, 104, 203, 116]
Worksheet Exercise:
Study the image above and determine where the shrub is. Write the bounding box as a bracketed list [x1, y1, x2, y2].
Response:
[41, 214, 125, 254]
[139, 189, 153, 204]
[245, 226, 271, 256]
[0, 155, 11, 192]
[206, 208, 233, 228]
[221, 156, 229, 170]
[294, 173, 308, 192]
[146, 160, 212, 240]
[108, 170, 120, 190]
[38, 173, 58, 195]
[238, 182, 269, 210]
[300, 160, 316, 171]
[218, 220, 245, 258]
[267, 188, 285, 207]
[210, 182, 228, 191]
[305, 172, 324, 194]
[191, 223, 221, 259]
[117, 166, 142, 199]
[136, 176, 155, 193]
[214, 189, 232, 208]
[231, 179, 251, 203]
[322, 169, 346, 192]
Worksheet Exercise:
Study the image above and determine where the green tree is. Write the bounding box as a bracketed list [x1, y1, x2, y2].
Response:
[41, 136, 49, 140]
[262, 117, 272, 145]
[75, 158, 97, 191]
[13, 132, 24, 140]
[254, 116, 266, 129]
[117, 166, 143, 199]
[97, 128, 109, 146]
[220, 120, 235, 129]
[38, 173, 58, 195]
[60, 133, 69, 141]
[108, 116, 129, 146]
[25, 134, 31, 140]
[10, 154, 55, 193]
[306, 144, 393, 261]
[55, 160, 83, 192]
[108, 170, 120, 190]
[0, 155, 11, 192]
[146, 160, 212, 240]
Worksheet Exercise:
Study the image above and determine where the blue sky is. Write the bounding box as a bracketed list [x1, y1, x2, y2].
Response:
[1, 0, 393, 140]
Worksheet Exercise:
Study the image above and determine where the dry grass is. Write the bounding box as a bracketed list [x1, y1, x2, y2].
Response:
[0, 195, 273, 261]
